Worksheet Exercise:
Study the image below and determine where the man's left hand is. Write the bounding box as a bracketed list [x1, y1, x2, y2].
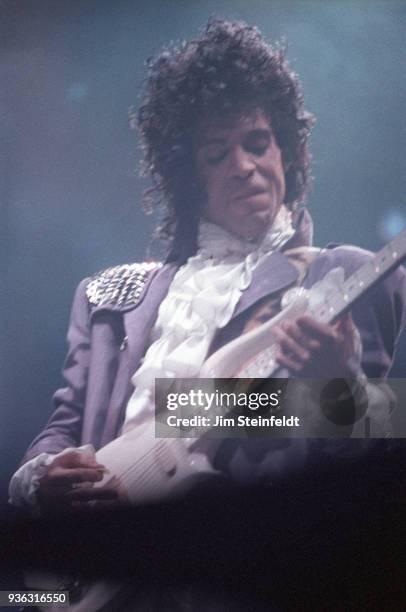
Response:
[273, 312, 358, 377]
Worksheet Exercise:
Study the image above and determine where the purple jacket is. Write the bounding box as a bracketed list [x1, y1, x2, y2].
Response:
[22, 213, 406, 463]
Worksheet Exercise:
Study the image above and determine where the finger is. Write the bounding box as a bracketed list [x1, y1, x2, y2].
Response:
[338, 311, 353, 325]
[296, 316, 337, 342]
[55, 450, 105, 470]
[280, 321, 321, 353]
[330, 321, 346, 346]
[333, 313, 355, 337]
[275, 349, 303, 372]
[273, 325, 310, 362]
[46, 467, 106, 487]
[333, 316, 357, 359]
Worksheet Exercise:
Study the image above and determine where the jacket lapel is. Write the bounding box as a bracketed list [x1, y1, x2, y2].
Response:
[232, 250, 299, 320]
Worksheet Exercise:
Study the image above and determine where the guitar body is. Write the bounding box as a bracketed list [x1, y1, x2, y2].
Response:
[94, 420, 220, 504]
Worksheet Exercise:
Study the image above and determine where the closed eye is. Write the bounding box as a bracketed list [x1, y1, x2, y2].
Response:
[245, 129, 272, 156]
[247, 143, 268, 156]
[246, 139, 270, 157]
[204, 145, 228, 165]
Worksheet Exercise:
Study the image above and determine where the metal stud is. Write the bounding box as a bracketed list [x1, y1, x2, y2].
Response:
[86, 261, 162, 311]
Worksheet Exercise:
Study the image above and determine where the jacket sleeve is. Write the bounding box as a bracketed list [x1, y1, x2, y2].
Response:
[355, 264, 406, 378]
[21, 278, 91, 464]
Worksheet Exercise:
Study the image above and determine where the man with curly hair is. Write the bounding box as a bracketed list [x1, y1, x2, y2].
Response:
[10, 19, 405, 513]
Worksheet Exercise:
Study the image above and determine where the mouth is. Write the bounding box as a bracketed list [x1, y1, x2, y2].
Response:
[231, 188, 267, 203]
[230, 189, 269, 214]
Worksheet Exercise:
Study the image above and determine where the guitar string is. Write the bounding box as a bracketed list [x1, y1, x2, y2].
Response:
[120, 437, 186, 493]
[102, 440, 160, 489]
[119, 438, 178, 490]
[121, 446, 173, 493]
[109, 427, 192, 492]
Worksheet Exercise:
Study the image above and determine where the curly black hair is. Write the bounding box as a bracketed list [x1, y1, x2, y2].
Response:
[138, 19, 315, 261]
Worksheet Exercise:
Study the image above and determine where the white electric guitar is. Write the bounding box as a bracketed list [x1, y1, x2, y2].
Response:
[26, 229, 406, 610]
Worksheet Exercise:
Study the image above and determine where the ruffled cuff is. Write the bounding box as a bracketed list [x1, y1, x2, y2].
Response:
[8, 444, 95, 517]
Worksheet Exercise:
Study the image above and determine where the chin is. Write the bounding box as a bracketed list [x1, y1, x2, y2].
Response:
[234, 212, 272, 242]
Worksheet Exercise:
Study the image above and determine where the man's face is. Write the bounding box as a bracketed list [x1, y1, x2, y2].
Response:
[195, 110, 287, 241]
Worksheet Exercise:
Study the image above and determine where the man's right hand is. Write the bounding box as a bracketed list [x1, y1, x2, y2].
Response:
[37, 450, 118, 512]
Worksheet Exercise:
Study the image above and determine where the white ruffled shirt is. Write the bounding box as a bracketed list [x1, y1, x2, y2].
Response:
[124, 206, 295, 431]
[9, 207, 295, 512]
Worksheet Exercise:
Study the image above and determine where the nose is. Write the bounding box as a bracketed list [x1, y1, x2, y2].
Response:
[229, 146, 255, 180]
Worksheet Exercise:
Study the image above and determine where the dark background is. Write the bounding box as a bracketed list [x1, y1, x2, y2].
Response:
[1, 0, 405, 516]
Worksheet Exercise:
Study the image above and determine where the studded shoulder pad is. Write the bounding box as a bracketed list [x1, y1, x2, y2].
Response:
[86, 261, 162, 311]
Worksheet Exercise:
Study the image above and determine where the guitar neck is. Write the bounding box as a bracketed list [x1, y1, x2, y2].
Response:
[313, 229, 406, 325]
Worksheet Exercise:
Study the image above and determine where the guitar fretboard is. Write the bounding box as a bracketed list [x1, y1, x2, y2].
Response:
[315, 229, 406, 325]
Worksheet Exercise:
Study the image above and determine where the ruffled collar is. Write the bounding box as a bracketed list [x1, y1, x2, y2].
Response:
[197, 204, 294, 262]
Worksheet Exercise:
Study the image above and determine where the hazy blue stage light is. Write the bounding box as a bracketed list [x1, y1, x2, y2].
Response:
[379, 209, 406, 241]
[67, 83, 88, 100]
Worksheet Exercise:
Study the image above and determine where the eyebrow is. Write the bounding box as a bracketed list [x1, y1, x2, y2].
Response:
[198, 128, 272, 148]
[245, 128, 272, 140]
